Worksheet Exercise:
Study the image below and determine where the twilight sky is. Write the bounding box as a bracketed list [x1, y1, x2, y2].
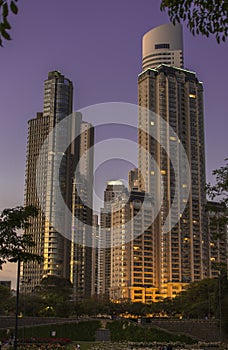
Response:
[0, 0, 227, 285]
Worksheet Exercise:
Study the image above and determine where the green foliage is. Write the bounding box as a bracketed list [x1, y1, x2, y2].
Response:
[206, 158, 228, 209]
[106, 320, 195, 343]
[158, 278, 228, 333]
[19, 294, 45, 317]
[160, 0, 228, 43]
[23, 276, 73, 317]
[0, 0, 18, 46]
[0, 285, 15, 315]
[17, 321, 101, 341]
[0, 205, 43, 268]
[39, 275, 73, 300]
[206, 159, 228, 277]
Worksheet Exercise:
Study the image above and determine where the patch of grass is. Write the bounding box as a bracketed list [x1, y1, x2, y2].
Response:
[17, 321, 101, 341]
[106, 321, 196, 344]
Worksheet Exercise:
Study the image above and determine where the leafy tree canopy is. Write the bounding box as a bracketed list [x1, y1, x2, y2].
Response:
[0, 285, 15, 315]
[0, 0, 18, 46]
[206, 158, 228, 208]
[161, 0, 228, 43]
[0, 205, 42, 267]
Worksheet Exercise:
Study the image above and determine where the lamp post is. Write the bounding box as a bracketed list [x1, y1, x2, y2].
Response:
[14, 258, 21, 350]
[9, 256, 21, 350]
[218, 273, 222, 342]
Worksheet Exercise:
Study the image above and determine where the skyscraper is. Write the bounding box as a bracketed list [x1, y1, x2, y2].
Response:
[22, 71, 94, 296]
[91, 214, 99, 296]
[70, 121, 94, 299]
[22, 71, 74, 292]
[22, 112, 50, 291]
[110, 190, 156, 303]
[99, 180, 127, 297]
[138, 24, 207, 298]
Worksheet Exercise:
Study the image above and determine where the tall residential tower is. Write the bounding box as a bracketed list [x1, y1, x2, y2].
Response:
[22, 71, 94, 297]
[22, 71, 74, 292]
[138, 23, 207, 298]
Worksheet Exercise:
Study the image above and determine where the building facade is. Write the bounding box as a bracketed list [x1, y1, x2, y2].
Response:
[99, 181, 127, 297]
[70, 121, 94, 299]
[22, 71, 74, 292]
[22, 71, 94, 297]
[138, 24, 207, 298]
[110, 190, 157, 303]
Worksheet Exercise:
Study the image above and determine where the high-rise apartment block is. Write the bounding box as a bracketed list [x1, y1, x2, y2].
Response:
[99, 181, 127, 297]
[138, 23, 207, 298]
[91, 214, 100, 296]
[110, 190, 156, 303]
[70, 120, 94, 299]
[23, 71, 94, 298]
[23, 71, 74, 292]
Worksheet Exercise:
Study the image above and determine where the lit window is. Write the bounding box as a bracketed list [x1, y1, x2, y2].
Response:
[189, 94, 196, 98]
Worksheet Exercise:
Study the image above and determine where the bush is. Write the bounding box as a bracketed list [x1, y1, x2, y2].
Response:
[106, 321, 195, 344]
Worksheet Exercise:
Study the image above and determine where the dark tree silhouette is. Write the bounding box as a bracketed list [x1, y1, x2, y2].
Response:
[0, 205, 42, 267]
[0, 0, 18, 46]
[160, 0, 227, 43]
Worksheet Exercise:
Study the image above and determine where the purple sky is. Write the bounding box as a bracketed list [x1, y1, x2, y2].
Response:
[0, 0, 227, 285]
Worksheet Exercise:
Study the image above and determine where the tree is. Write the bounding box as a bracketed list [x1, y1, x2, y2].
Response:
[206, 159, 228, 338]
[0, 205, 42, 267]
[160, 0, 228, 43]
[1, 1, 227, 47]
[0, 285, 14, 315]
[36, 275, 73, 317]
[0, 0, 18, 46]
[206, 159, 228, 275]
[206, 158, 228, 210]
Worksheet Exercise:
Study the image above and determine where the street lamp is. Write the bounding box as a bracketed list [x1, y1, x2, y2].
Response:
[14, 258, 21, 350]
[9, 256, 21, 350]
[218, 273, 222, 342]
